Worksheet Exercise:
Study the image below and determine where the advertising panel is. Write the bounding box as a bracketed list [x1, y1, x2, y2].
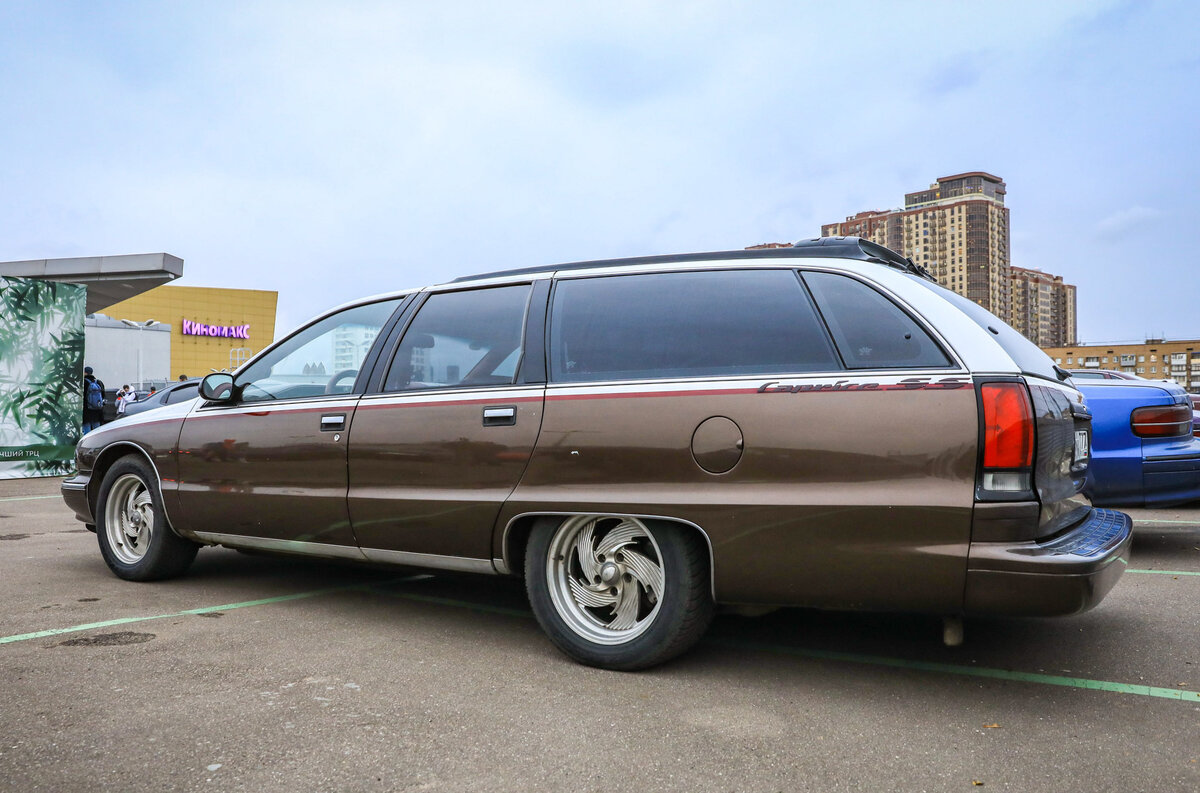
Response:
[0, 276, 85, 479]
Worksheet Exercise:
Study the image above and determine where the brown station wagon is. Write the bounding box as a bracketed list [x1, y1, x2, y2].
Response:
[63, 238, 1133, 669]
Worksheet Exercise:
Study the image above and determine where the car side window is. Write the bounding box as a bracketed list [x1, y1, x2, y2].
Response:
[164, 382, 199, 404]
[383, 285, 531, 392]
[236, 299, 402, 403]
[549, 269, 839, 383]
[801, 271, 952, 369]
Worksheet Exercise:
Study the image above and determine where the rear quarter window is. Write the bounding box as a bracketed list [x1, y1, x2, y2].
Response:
[549, 269, 839, 382]
[801, 271, 952, 369]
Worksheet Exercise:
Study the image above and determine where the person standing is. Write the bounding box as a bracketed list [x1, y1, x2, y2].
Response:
[82, 366, 106, 433]
[115, 385, 133, 417]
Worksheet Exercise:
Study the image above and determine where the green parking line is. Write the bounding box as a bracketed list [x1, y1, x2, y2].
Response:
[372, 588, 1199, 704]
[0, 582, 379, 645]
[5, 580, 1196, 704]
[1127, 569, 1200, 576]
[0, 494, 60, 502]
[708, 639, 1200, 703]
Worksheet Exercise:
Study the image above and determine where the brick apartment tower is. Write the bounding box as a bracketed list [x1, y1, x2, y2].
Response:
[821, 172, 1076, 346]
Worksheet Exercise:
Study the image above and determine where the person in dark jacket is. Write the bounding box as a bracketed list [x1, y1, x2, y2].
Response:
[82, 366, 106, 433]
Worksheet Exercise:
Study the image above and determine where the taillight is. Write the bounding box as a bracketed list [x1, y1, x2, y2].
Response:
[1130, 404, 1192, 438]
[980, 382, 1034, 494]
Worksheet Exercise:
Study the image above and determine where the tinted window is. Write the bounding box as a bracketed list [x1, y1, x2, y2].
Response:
[165, 382, 199, 404]
[549, 269, 838, 383]
[383, 285, 531, 391]
[802, 272, 952, 370]
[238, 299, 402, 403]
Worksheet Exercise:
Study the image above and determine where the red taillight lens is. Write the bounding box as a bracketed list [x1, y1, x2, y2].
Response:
[1130, 404, 1192, 438]
[981, 382, 1034, 468]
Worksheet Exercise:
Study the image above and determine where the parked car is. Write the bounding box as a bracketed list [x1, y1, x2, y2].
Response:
[1191, 394, 1200, 439]
[1073, 379, 1200, 507]
[63, 237, 1132, 670]
[1067, 369, 1144, 381]
[118, 379, 201, 419]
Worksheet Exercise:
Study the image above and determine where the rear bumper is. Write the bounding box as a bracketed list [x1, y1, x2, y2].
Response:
[1142, 444, 1200, 507]
[964, 508, 1132, 617]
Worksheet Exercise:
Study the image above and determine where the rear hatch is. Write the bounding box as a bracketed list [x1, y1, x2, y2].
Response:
[1027, 377, 1092, 536]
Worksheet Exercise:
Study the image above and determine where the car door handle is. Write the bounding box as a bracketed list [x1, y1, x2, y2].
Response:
[482, 406, 516, 427]
[320, 414, 346, 432]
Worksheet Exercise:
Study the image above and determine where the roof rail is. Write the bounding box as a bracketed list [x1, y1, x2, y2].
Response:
[791, 237, 935, 281]
[450, 236, 934, 283]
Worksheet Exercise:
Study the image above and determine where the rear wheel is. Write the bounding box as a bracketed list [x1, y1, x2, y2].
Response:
[96, 456, 199, 581]
[525, 515, 713, 670]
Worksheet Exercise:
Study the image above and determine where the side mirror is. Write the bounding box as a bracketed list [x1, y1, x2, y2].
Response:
[199, 373, 236, 402]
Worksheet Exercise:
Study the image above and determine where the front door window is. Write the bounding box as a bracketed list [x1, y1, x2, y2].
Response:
[237, 299, 401, 403]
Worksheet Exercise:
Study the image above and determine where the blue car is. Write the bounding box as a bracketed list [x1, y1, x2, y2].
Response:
[1073, 378, 1200, 507]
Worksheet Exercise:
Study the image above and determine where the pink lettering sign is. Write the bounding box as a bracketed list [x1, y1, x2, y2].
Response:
[182, 319, 250, 339]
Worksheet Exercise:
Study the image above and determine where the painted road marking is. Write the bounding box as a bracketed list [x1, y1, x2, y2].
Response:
[2, 580, 1196, 704]
[706, 639, 1200, 704]
[1128, 569, 1200, 577]
[0, 495, 61, 502]
[0, 583, 384, 645]
[371, 588, 1200, 705]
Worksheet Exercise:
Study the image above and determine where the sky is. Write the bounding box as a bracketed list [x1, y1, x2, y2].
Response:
[1, 1, 1197, 344]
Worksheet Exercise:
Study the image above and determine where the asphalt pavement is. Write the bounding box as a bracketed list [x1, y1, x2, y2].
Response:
[0, 476, 1196, 792]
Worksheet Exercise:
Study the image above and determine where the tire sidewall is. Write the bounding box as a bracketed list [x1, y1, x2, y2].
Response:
[525, 517, 708, 670]
[96, 456, 187, 581]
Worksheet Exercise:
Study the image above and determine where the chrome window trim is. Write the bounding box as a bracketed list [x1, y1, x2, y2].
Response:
[192, 396, 362, 416]
[500, 511, 718, 600]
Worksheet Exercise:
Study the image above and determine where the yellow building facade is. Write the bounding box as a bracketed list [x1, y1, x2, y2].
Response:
[100, 285, 278, 380]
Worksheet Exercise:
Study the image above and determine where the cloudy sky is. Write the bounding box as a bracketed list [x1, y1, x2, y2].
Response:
[2, 1, 1197, 343]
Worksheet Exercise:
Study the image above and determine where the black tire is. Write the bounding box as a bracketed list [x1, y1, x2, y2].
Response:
[525, 515, 714, 670]
[96, 455, 199, 581]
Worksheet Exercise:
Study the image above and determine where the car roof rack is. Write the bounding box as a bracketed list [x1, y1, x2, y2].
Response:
[450, 236, 935, 283]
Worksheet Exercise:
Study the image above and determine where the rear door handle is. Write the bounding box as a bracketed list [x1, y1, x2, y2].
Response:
[320, 414, 346, 432]
[482, 406, 516, 427]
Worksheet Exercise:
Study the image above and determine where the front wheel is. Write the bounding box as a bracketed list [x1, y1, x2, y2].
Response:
[525, 515, 714, 670]
[96, 456, 199, 581]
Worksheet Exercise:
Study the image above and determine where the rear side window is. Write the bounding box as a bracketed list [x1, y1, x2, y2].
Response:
[165, 382, 199, 404]
[383, 284, 531, 391]
[802, 271, 952, 369]
[549, 269, 838, 383]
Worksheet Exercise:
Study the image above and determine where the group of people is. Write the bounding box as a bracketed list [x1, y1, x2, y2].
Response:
[81, 366, 171, 433]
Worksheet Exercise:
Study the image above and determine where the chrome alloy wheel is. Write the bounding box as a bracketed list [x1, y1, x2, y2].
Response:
[546, 516, 666, 645]
[104, 473, 155, 565]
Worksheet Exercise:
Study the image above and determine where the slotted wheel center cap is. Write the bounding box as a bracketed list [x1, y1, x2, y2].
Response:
[599, 562, 621, 585]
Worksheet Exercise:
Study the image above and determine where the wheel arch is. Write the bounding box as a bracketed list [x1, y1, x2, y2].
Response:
[500, 512, 718, 601]
[89, 442, 179, 535]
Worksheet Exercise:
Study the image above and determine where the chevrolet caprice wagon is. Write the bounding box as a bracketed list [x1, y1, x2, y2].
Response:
[63, 237, 1133, 669]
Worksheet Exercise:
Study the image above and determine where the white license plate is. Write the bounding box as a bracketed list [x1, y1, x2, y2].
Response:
[1074, 429, 1090, 462]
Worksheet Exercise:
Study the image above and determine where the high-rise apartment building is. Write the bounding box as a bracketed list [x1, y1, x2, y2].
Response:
[820, 172, 1076, 345]
[1009, 266, 1076, 347]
